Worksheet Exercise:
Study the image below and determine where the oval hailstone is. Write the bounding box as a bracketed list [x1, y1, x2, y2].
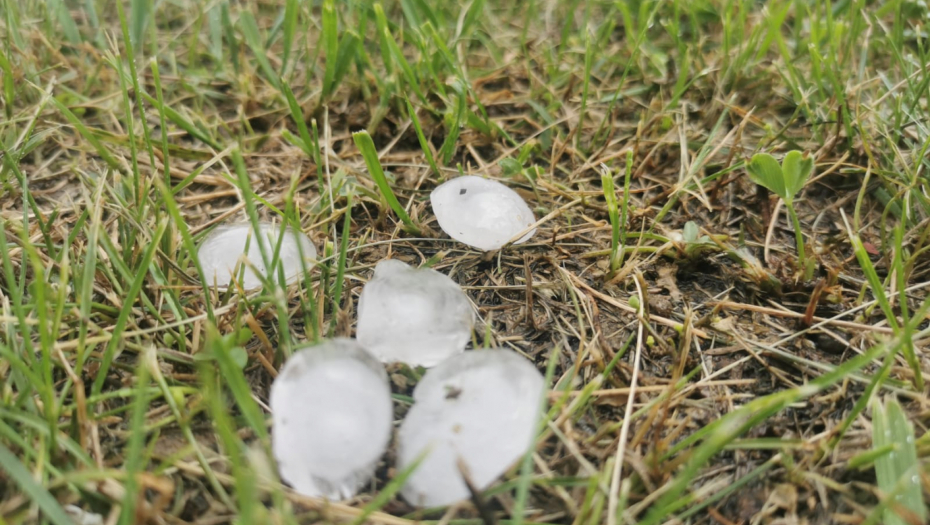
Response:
[198, 223, 317, 289]
[398, 349, 545, 507]
[430, 176, 536, 251]
[357, 259, 474, 368]
[270, 339, 393, 499]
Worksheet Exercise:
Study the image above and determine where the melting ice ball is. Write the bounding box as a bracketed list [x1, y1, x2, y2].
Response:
[398, 349, 545, 507]
[430, 176, 536, 251]
[357, 259, 474, 368]
[270, 339, 393, 499]
[197, 223, 317, 289]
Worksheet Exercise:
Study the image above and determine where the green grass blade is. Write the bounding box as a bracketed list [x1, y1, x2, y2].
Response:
[48, 0, 82, 45]
[239, 11, 281, 90]
[281, 83, 314, 157]
[845, 214, 908, 336]
[118, 356, 151, 525]
[620, 150, 632, 246]
[352, 130, 421, 235]
[373, 3, 426, 102]
[117, 0, 158, 212]
[512, 345, 560, 525]
[229, 148, 272, 276]
[405, 95, 442, 178]
[140, 92, 222, 150]
[321, 0, 339, 98]
[91, 219, 168, 397]
[75, 189, 103, 374]
[221, 2, 239, 73]
[0, 442, 75, 525]
[48, 96, 121, 170]
[149, 58, 171, 185]
[330, 30, 360, 97]
[281, 0, 298, 75]
[643, 341, 885, 523]
[600, 164, 621, 274]
[328, 191, 353, 337]
[0, 50, 14, 119]
[438, 83, 466, 165]
[129, 0, 148, 52]
[211, 329, 271, 442]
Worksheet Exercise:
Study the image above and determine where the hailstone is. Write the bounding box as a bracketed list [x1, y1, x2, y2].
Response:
[398, 349, 545, 507]
[357, 259, 474, 368]
[197, 222, 317, 289]
[430, 176, 536, 251]
[270, 339, 393, 499]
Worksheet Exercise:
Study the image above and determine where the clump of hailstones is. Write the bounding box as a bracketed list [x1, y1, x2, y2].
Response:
[197, 222, 316, 289]
[430, 176, 536, 251]
[270, 339, 393, 499]
[356, 259, 475, 368]
[397, 349, 545, 507]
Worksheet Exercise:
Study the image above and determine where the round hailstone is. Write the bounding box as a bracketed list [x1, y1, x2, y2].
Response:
[197, 223, 317, 289]
[430, 176, 536, 251]
[270, 339, 393, 499]
[397, 349, 545, 507]
[357, 259, 475, 368]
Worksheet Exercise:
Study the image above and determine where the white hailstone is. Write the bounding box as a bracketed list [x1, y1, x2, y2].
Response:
[356, 259, 475, 368]
[197, 222, 317, 289]
[270, 339, 393, 500]
[430, 176, 536, 251]
[397, 349, 545, 507]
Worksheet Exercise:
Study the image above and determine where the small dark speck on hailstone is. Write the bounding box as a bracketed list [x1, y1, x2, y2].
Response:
[459, 188, 467, 195]
[445, 386, 463, 399]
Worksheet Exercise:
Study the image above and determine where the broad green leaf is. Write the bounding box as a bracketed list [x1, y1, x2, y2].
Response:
[872, 398, 926, 525]
[747, 153, 787, 200]
[872, 399, 893, 504]
[683, 221, 699, 244]
[500, 158, 522, 177]
[782, 150, 813, 201]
